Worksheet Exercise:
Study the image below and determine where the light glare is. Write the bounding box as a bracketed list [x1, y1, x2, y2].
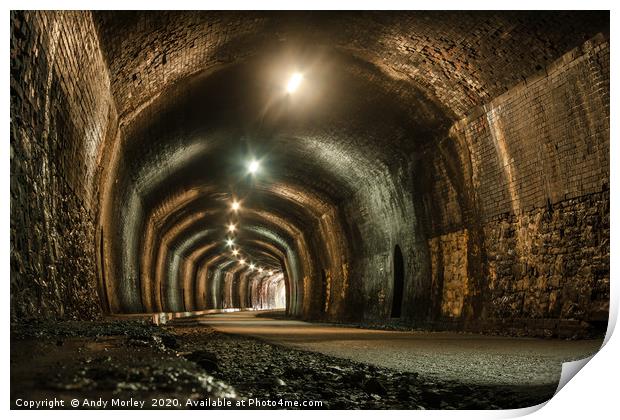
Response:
[248, 160, 259, 174]
[231, 200, 240, 211]
[287, 72, 303, 93]
[227, 223, 236, 232]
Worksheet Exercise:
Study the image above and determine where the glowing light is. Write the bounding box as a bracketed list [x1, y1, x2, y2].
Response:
[225, 238, 234, 247]
[268, 270, 274, 276]
[286, 72, 303, 94]
[232, 249, 239, 256]
[258, 267, 263, 273]
[239, 259, 246, 265]
[248, 159, 260, 174]
[249, 263, 255, 270]
[231, 200, 240, 211]
[227, 223, 236, 233]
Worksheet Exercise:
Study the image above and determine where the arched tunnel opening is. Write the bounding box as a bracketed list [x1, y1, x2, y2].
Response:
[10, 10, 610, 410]
[391, 245, 405, 318]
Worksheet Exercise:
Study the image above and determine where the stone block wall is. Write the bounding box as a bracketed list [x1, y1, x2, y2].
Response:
[483, 191, 609, 322]
[10, 11, 609, 335]
[425, 34, 609, 330]
[10, 11, 115, 320]
[428, 230, 469, 318]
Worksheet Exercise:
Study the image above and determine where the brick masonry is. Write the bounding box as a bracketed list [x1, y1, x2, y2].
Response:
[10, 11, 609, 336]
[92, 11, 608, 121]
[424, 34, 609, 332]
[483, 191, 609, 322]
[429, 230, 469, 318]
[10, 11, 115, 320]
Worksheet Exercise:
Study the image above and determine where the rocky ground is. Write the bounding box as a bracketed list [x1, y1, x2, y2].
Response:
[11, 319, 557, 409]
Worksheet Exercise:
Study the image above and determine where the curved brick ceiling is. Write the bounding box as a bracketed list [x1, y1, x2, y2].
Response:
[99, 47, 450, 315]
[92, 11, 608, 320]
[10, 10, 609, 334]
[93, 10, 607, 120]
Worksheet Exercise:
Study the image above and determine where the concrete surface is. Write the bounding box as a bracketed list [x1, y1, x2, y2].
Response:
[190, 310, 603, 387]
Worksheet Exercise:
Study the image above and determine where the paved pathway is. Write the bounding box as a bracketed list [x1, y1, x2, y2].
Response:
[182, 310, 603, 387]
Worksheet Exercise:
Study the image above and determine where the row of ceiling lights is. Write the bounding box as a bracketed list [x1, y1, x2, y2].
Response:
[225, 171, 276, 277]
[216, 72, 304, 277]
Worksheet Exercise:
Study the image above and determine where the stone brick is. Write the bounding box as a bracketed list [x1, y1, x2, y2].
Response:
[10, 11, 609, 339]
[10, 11, 116, 320]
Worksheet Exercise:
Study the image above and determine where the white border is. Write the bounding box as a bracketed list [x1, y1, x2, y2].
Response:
[2, 2, 617, 420]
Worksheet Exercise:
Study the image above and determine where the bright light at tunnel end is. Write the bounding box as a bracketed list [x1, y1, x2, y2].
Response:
[286, 72, 303, 94]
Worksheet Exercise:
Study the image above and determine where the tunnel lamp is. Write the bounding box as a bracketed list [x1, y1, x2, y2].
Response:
[231, 200, 240, 211]
[286, 72, 303, 94]
[248, 159, 260, 174]
[268, 270, 274, 276]
[258, 267, 263, 273]
[227, 223, 236, 233]
[232, 249, 239, 256]
[225, 238, 234, 247]
[239, 259, 246, 265]
[249, 263, 255, 270]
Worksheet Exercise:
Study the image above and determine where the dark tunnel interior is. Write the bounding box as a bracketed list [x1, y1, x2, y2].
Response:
[11, 10, 610, 331]
[9, 10, 611, 410]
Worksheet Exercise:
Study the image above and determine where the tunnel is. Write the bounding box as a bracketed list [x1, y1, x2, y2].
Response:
[10, 10, 610, 410]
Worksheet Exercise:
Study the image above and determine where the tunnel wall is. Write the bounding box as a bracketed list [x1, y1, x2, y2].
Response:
[10, 11, 115, 320]
[424, 34, 609, 333]
[10, 12, 609, 336]
[339, 159, 432, 323]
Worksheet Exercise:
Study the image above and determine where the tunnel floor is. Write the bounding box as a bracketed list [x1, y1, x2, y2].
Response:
[181, 310, 603, 387]
[11, 311, 602, 409]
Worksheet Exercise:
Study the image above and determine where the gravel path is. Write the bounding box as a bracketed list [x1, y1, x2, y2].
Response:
[192, 310, 603, 387]
[174, 326, 557, 409]
[11, 314, 604, 410]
